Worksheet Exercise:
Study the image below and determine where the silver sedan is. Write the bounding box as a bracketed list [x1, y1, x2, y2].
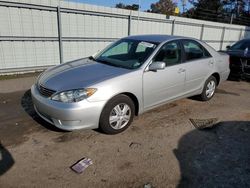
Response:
[31, 35, 230, 134]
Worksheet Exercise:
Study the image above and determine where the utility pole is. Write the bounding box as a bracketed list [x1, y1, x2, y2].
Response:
[137, 0, 141, 33]
[230, 13, 234, 24]
[181, 0, 186, 13]
[138, 0, 140, 21]
[248, 0, 250, 13]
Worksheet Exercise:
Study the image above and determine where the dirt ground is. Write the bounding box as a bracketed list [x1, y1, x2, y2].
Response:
[0, 78, 249, 188]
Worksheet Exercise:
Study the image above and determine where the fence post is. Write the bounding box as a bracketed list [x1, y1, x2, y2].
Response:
[57, 6, 63, 64]
[220, 27, 226, 51]
[239, 28, 243, 40]
[171, 20, 175, 35]
[200, 24, 204, 40]
[128, 14, 132, 36]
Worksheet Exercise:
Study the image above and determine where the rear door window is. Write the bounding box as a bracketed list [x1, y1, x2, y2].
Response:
[182, 40, 211, 61]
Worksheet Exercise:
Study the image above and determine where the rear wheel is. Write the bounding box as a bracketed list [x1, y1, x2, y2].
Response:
[199, 76, 217, 101]
[99, 95, 135, 134]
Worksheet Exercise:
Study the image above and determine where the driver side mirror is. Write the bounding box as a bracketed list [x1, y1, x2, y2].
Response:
[148, 61, 166, 71]
[226, 45, 231, 50]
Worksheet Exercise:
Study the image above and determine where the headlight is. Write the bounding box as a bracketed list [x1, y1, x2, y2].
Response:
[51, 88, 97, 103]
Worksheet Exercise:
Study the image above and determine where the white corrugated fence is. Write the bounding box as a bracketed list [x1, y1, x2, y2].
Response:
[0, 0, 249, 74]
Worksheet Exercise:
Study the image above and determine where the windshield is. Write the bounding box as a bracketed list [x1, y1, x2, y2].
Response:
[94, 39, 158, 69]
[230, 40, 250, 51]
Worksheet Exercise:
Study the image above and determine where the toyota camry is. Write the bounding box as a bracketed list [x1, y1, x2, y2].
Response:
[31, 35, 230, 134]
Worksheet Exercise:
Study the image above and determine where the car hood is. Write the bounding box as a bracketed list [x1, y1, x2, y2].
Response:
[38, 58, 131, 91]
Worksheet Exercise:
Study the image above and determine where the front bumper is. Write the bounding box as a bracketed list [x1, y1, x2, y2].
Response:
[229, 56, 250, 78]
[31, 85, 106, 131]
[243, 72, 250, 79]
[220, 69, 230, 83]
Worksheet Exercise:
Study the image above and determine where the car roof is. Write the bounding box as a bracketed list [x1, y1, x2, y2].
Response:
[124, 34, 190, 43]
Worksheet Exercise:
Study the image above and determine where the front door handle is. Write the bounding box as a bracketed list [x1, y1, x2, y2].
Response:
[178, 68, 186, 73]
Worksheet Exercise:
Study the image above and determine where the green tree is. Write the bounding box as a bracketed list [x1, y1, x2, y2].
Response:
[184, 0, 250, 25]
[223, 0, 247, 15]
[185, 0, 225, 21]
[115, 3, 139, 10]
[148, 0, 177, 15]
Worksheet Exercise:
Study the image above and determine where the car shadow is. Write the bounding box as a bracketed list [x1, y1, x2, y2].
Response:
[228, 74, 250, 82]
[228, 75, 241, 82]
[215, 88, 240, 96]
[0, 143, 14, 176]
[188, 88, 240, 101]
[21, 90, 65, 132]
[174, 121, 250, 188]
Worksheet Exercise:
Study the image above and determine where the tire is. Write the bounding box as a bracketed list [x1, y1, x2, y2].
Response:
[199, 76, 217, 101]
[99, 95, 135, 134]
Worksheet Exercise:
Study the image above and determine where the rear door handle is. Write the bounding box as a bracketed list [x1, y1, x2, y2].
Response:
[209, 60, 214, 65]
[178, 68, 186, 73]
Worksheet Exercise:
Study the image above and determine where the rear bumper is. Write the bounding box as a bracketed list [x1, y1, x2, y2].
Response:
[31, 84, 106, 131]
[220, 69, 230, 83]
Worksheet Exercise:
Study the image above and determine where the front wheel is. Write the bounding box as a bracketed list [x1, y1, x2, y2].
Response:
[99, 95, 135, 134]
[199, 76, 217, 101]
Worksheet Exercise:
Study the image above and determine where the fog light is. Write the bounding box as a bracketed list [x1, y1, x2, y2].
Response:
[54, 119, 81, 126]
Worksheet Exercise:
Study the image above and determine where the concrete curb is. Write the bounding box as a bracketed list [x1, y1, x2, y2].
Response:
[0, 76, 37, 93]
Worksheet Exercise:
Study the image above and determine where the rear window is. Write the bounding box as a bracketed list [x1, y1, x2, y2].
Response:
[230, 40, 250, 50]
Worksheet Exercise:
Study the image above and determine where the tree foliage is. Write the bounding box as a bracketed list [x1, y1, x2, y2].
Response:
[183, 0, 250, 25]
[115, 3, 139, 10]
[148, 0, 177, 15]
[184, 0, 224, 21]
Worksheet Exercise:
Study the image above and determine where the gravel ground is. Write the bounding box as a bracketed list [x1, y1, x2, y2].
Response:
[0, 77, 249, 188]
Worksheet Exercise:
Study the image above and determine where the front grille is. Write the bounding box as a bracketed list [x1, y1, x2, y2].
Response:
[38, 84, 56, 97]
[246, 59, 250, 66]
[244, 66, 250, 74]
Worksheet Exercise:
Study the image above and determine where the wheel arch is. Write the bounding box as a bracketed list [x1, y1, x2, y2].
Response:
[211, 72, 220, 86]
[118, 92, 139, 116]
[98, 92, 139, 134]
[101, 92, 140, 117]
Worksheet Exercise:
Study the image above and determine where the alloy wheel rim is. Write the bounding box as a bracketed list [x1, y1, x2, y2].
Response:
[206, 80, 216, 98]
[109, 103, 131, 130]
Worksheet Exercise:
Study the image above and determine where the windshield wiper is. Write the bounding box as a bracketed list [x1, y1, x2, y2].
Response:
[96, 58, 131, 69]
[96, 59, 111, 64]
[89, 57, 121, 68]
